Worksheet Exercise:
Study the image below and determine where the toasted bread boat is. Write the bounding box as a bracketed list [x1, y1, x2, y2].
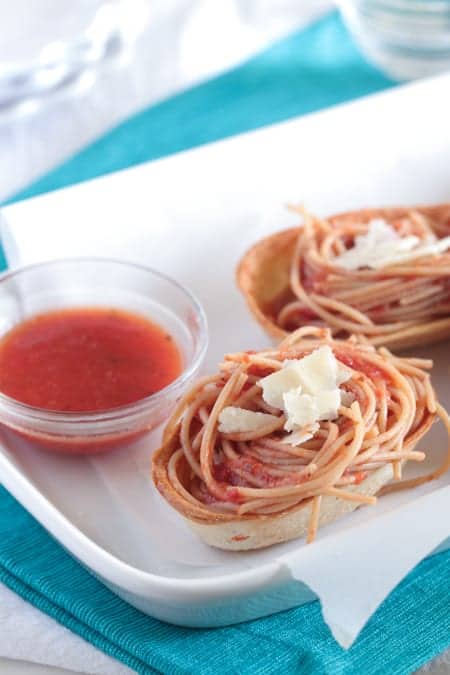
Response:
[237, 204, 450, 351]
[152, 327, 449, 550]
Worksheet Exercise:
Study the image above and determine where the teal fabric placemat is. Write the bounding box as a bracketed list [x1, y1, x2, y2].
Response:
[2, 484, 450, 675]
[2, 11, 450, 675]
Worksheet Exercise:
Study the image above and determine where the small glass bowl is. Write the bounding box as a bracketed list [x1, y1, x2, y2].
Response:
[0, 258, 208, 454]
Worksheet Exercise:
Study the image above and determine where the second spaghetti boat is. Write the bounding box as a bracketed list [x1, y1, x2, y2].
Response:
[237, 204, 450, 350]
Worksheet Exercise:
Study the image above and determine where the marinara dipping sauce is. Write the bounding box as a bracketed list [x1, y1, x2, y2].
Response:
[0, 307, 183, 454]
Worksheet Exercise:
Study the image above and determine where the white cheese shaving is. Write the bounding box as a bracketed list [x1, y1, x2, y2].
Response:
[284, 345, 350, 394]
[218, 407, 278, 434]
[258, 365, 302, 409]
[258, 346, 351, 432]
[334, 218, 450, 271]
[282, 388, 315, 429]
[281, 423, 320, 447]
[283, 388, 341, 431]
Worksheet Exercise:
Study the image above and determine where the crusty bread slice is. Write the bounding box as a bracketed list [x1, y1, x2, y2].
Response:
[237, 226, 298, 341]
[188, 465, 393, 551]
[152, 435, 394, 551]
[236, 203, 450, 351]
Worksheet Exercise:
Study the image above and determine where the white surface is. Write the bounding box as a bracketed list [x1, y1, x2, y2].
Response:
[0, 72, 450, 671]
[0, 660, 79, 675]
[0, 585, 131, 675]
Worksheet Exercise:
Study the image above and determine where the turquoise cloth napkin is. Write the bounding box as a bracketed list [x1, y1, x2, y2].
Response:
[2, 11, 450, 675]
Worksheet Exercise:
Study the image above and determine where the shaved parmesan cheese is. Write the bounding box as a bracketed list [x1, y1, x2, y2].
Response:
[316, 389, 342, 419]
[334, 218, 450, 271]
[284, 345, 350, 394]
[282, 389, 316, 429]
[218, 407, 278, 434]
[258, 365, 302, 409]
[257, 346, 352, 433]
[259, 346, 350, 409]
[283, 388, 341, 430]
[281, 423, 319, 446]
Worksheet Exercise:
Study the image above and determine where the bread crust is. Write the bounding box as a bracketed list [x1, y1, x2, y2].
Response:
[236, 204, 450, 350]
[152, 434, 394, 551]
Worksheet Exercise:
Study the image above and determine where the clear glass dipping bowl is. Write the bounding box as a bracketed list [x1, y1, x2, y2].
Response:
[0, 258, 208, 454]
[338, 0, 450, 80]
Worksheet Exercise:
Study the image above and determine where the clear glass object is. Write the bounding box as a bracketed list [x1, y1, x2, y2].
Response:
[337, 0, 450, 80]
[0, 0, 146, 109]
[0, 258, 208, 454]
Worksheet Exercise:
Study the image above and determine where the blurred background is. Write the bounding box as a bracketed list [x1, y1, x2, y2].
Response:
[3, 0, 450, 202]
[0, 0, 333, 201]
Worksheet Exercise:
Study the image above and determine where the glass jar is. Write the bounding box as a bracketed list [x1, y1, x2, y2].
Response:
[338, 0, 450, 80]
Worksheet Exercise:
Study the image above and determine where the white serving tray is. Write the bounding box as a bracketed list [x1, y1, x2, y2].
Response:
[1, 72, 450, 629]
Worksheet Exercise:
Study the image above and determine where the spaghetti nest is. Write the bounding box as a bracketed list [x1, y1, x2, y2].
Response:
[269, 209, 450, 345]
[152, 327, 450, 544]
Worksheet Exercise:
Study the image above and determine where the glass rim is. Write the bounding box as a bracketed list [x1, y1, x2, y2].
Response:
[350, 0, 450, 10]
[0, 2, 123, 75]
[0, 256, 208, 423]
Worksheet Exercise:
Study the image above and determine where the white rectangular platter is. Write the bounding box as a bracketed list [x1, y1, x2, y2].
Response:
[1, 72, 450, 630]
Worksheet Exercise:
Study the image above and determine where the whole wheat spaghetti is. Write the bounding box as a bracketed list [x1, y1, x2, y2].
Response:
[276, 210, 450, 344]
[152, 327, 450, 546]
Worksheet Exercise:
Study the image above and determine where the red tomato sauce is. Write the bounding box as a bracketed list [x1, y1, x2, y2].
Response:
[300, 260, 325, 292]
[336, 351, 388, 382]
[0, 307, 182, 412]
